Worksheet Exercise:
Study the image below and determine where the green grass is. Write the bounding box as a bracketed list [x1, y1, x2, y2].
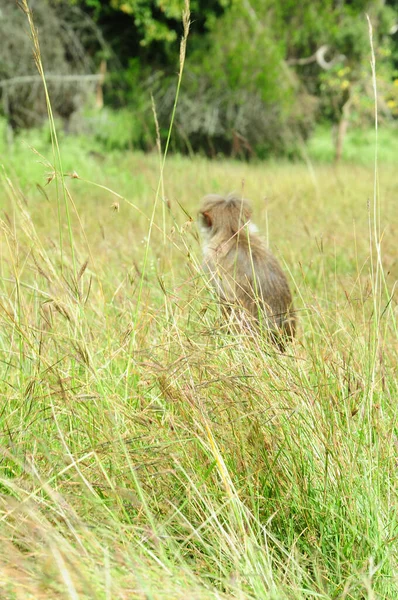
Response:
[307, 123, 398, 164]
[0, 128, 397, 599]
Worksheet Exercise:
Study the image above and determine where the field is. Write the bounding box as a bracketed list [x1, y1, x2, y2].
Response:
[0, 128, 397, 600]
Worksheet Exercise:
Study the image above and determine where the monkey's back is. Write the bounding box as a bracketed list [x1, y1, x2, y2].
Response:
[205, 233, 295, 338]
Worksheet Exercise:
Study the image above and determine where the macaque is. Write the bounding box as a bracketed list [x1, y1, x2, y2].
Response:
[198, 193, 296, 345]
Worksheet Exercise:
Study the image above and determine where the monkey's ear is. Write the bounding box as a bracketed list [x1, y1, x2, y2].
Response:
[202, 211, 212, 228]
[244, 204, 253, 220]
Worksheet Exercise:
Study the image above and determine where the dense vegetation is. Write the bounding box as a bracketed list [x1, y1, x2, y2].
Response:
[1, 0, 398, 158]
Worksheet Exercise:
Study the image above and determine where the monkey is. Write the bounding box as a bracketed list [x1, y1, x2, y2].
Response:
[198, 193, 296, 347]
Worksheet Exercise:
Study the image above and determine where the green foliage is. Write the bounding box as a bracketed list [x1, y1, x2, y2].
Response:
[154, 0, 317, 157]
[90, 106, 155, 150]
[269, 0, 391, 61]
[149, 0, 397, 157]
[66, 0, 228, 49]
[316, 3, 396, 124]
[110, 0, 183, 45]
[2, 0, 398, 157]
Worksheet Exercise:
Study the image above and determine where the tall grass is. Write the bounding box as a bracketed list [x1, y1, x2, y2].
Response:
[0, 5, 397, 600]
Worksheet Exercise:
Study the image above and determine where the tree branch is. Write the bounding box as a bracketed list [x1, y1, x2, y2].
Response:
[0, 74, 103, 89]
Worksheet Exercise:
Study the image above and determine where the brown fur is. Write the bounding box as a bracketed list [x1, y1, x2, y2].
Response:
[199, 193, 296, 344]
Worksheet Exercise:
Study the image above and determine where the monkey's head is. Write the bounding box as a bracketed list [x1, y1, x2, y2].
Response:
[198, 194, 253, 240]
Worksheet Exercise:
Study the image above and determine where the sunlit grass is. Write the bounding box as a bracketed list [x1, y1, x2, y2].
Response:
[307, 123, 398, 164]
[0, 133, 397, 598]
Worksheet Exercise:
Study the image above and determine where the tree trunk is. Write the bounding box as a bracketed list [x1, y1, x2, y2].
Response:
[95, 60, 107, 110]
[334, 93, 353, 164]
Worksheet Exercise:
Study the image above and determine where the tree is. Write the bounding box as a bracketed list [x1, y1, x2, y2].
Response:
[153, 0, 397, 158]
[278, 0, 397, 161]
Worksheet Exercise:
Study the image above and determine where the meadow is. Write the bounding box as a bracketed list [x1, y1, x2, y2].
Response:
[0, 119, 397, 600]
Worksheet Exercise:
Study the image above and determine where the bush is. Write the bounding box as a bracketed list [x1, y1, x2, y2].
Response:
[88, 107, 155, 152]
[152, 3, 318, 159]
[0, 0, 102, 129]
